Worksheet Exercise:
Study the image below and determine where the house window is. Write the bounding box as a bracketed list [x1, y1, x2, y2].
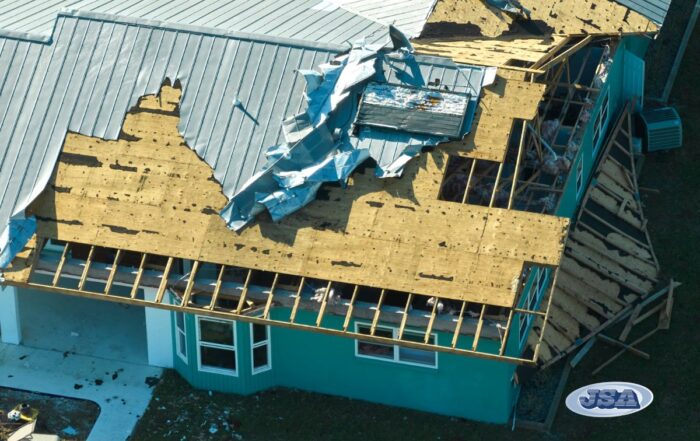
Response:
[250, 323, 271, 374]
[519, 268, 550, 345]
[575, 157, 584, 199]
[196, 317, 237, 376]
[175, 311, 187, 363]
[355, 323, 437, 368]
[592, 90, 610, 156]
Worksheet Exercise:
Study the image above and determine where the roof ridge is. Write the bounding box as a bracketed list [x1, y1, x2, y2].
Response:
[0, 8, 353, 53]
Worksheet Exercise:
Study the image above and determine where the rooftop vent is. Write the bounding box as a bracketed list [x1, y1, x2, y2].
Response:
[639, 107, 683, 152]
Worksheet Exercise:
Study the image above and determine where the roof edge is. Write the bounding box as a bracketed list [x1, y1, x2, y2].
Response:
[1, 8, 354, 53]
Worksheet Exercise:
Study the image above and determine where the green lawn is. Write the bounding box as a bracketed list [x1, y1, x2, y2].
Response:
[132, 11, 700, 441]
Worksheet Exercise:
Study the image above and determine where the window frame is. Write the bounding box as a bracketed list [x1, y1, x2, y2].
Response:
[195, 316, 238, 377]
[250, 323, 272, 375]
[519, 268, 550, 345]
[575, 156, 584, 199]
[175, 311, 188, 363]
[354, 322, 438, 369]
[592, 89, 610, 157]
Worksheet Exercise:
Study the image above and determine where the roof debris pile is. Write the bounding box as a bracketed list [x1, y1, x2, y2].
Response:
[221, 30, 492, 230]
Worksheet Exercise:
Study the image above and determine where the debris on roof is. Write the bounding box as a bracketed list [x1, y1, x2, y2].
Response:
[356, 83, 470, 138]
[221, 33, 491, 230]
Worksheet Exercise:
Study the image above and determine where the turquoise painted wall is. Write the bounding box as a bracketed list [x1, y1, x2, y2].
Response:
[172, 308, 518, 424]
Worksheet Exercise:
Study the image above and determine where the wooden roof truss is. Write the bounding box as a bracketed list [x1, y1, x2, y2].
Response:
[4, 234, 559, 365]
[529, 102, 673, 367]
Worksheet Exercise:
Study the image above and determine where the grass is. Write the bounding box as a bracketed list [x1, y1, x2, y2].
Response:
[132, 8, 700, 441]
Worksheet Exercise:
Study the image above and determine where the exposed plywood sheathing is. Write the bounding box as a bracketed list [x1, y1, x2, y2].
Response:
[528, 104, 663, 364]
[26, 84, 568, 308]
[413, 36, 566, 68]
[441, 69, 546, 162]
[426, 0, 658, 38]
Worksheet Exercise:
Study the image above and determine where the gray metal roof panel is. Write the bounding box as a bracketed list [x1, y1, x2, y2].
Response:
[613, 0, 671, 25]
[0, 11, 341, 243]
[0, 0, 390, 45]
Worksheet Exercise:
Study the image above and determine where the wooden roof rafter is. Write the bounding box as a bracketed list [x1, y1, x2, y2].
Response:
[3, 236, 558, 366]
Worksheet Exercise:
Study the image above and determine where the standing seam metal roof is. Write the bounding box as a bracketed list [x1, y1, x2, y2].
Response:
[613, 0, 671, 25]
[0, 0, 390, 45]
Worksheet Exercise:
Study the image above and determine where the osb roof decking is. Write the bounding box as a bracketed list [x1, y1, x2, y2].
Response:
[441, 68, 546, 162]
[26, 84, 569, 308]
[414, 36, 567, 68]
[425, 0, 659, 38]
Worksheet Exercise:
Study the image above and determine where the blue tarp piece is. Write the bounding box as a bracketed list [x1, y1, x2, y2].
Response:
[0, 216, 37, 269]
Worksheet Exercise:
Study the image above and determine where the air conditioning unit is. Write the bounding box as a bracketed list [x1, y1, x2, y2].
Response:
[638, 107, 683, 152]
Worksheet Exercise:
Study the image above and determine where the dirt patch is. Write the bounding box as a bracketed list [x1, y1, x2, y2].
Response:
[0, 388, 99, 441]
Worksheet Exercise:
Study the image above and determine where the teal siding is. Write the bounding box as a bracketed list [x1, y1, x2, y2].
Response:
[556, 37, 643, 218]
[171, 308, 517, 423]
[173, 312, 276, 395]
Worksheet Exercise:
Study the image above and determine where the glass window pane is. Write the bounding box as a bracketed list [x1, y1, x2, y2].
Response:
[358, 325, 392, 339]
[252, 324, 267, 344]
[176, 312, 185, 331]
[199, 319, 234, 346]
[398, 346, 436, 366]
[357, 341, 393, 359]
[200, 346, 236, 371]
[253, 345, 269, 369]
[402, 331, 435, 345]
[178, 332, 187, 357]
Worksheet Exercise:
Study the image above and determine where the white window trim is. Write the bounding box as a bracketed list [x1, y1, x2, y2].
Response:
[354, 322, 438, 369]
[519, 268, 550, 345]
[575, 157, 584, 199]
[196, 316, 238, 377]
[175, 311, 188, 364]
[592, 89, 610, 157]
[250, 323, 272, 375]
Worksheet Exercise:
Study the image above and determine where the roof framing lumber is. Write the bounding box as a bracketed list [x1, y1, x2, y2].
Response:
[6, 237, 555, 365]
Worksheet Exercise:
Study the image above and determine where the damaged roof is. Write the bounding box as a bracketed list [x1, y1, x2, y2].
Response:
[0, 10, 489, 264]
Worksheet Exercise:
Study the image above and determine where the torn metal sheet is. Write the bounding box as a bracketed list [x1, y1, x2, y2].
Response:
[0, 216, 36, 269]
[0, 11, 490, 265]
